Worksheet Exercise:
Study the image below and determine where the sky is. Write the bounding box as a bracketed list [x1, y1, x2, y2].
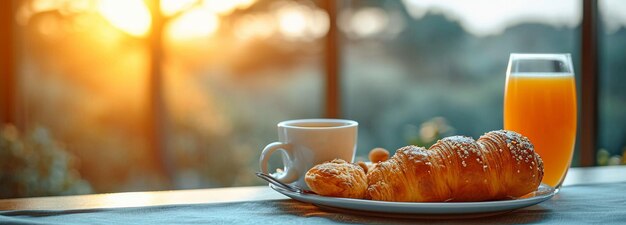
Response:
[402, 0, 626, 36]
[600, 0, 626, 33]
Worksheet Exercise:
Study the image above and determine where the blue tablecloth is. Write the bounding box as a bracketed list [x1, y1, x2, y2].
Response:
[1, 182, 625, 225]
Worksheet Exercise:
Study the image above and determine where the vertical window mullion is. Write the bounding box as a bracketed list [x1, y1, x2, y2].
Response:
[322, 0, 340, 118]
[147, 0, 173, 184]
[0, 0, 15, 125]
[581, 0, 599, 166]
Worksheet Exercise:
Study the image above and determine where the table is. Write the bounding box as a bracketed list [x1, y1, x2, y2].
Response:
[1, 166, 626, 224]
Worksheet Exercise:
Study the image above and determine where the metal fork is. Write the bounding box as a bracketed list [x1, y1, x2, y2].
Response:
[255, 172, 313, 194]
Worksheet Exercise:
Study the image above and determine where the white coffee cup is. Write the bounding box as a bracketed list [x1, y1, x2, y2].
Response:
[259, 119, 358, 190]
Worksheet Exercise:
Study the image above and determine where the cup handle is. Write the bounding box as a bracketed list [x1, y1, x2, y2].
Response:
[259, 142, 298, 184]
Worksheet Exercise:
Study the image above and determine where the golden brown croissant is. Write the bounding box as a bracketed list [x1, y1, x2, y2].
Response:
[367, 130, 543, 202]
[305, 159, 368, 198]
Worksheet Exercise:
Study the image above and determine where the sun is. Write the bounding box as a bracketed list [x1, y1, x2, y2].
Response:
[96, 0, 257, 39]
[98, 0, 152, 37]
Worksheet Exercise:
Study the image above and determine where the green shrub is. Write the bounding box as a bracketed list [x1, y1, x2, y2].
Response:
[0, 125, 91, 198]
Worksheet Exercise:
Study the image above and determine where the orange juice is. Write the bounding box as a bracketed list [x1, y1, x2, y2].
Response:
[504, 73, 577, 187]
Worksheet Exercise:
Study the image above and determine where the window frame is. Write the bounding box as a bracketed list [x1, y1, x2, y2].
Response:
[0, 0, 600, 170]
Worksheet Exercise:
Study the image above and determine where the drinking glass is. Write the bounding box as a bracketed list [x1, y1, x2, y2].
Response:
[504, 53, 577, 190]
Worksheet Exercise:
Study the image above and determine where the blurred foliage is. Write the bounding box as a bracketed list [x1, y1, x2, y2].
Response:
[10, 0, 626, 196]
[342, 2, 582, 159]
[0, 125, 91, 198]
[598, 27, 626, 162]
[596, 147, 626, 166]
[405, 117, 455, 148]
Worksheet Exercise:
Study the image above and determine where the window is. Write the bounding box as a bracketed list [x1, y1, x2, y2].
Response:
[5, 0, 326, 195]
[341, 0, 582, 162]
[597, 0, 626, 165]
[1, 0, 623, 198]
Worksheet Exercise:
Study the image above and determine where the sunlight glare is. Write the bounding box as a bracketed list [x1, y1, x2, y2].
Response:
[59, 1, 95, 15]
[277, 5, 308, 39]
[99, 192, 156, 208]
[167, 8, 219, 41]
[32, 0, 61, 13]
[161, 0, 197, 16]
[276, 3, 329, 41]
[349, 7, 389, 38]
[234, 14, 275, 40]
[98, 0, 151, 37]
[204, 0, 256, 15]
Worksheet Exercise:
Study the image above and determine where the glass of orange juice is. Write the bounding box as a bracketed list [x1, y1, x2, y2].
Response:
[504, 53, 577, 190]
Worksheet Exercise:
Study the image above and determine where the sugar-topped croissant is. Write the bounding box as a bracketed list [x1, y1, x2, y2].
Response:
[305, 130, 543, 202]
[367, 130, 543, 202]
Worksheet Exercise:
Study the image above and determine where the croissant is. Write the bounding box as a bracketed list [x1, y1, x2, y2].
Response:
[305, 159, 368, 198]
[367, 130, 543, 202]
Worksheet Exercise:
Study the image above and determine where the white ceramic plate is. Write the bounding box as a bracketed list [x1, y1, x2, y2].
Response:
[271, 183, 556, 217]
